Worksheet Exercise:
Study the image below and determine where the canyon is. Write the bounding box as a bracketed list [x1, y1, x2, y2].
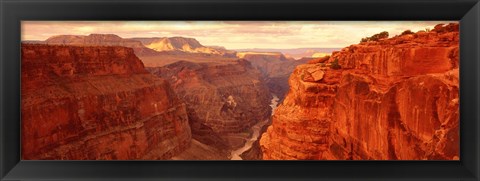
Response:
[21, 22, 460, 161]
[22, 34, 288, 160]
[260, 23, 460, 160]
[21, 44, 192, 160]
[235, 52, 313, 100]
[147, 59, 272, 159]
[33, 34, 318, 101]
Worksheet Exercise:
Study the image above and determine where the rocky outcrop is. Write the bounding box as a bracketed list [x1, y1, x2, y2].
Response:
[21, 44, 191, 160]
[260, 23, 459, 160]
[333, 24, 459, 76]
[44, 34, 159, 56]
[131, 37, 236, 57]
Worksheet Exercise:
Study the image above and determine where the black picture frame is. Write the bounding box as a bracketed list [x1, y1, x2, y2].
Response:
[1, 0, 479, 180]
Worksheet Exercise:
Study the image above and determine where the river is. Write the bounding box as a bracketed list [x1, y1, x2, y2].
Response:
[230, 94, 280, 160]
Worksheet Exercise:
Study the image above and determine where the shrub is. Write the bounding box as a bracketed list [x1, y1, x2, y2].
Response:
[360, 31, 389, 43]
[400, 30, 414, 36]
[330, 58, 341, 70]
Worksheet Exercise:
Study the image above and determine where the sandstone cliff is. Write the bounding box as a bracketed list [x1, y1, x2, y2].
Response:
[260, 23, 459, 160]
[133, 37, 238, 68]
[131, 37, 236, 57]
[148, 59, 272, 154]
[21, 44, 191, 160]
[44, 34, 159, 56]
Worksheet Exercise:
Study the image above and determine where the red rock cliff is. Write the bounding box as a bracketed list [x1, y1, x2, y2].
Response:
[22, 44, 191, 160]
[260, 23, 459, 160]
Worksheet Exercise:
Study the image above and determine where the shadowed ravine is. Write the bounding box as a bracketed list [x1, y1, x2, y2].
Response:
[230, 95, 279, 160]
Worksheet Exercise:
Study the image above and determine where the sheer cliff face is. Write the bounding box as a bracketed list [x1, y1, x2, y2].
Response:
[22, 44, 191, 160]
[148, 60, 272, 135]
[260, 23, 459, 160]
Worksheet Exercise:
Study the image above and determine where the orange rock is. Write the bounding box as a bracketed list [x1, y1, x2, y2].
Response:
[260, 23, 459, 160]
[21, 44, 191, 160]
[307, 56, 330, 64]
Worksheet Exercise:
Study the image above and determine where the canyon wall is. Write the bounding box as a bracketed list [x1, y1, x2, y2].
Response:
[148, 59, 272, 134]
[237, 52, 309, 100]
[131, 37, 237, 57]
[43, 34, 159, 56]
[22, 44, 191, 160]
[260, 23, 459, 160]
[148, 59, 272, 156]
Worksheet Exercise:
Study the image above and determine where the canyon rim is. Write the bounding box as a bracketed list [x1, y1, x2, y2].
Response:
[21, 21, 459, 160]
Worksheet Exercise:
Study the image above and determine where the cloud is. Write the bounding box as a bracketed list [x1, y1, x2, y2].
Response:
[21, 21, 456, 49]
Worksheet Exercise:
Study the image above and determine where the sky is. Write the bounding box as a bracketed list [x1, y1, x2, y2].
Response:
[22, 21, 456, 49]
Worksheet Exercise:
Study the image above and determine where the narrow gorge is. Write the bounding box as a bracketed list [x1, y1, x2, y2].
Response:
[230, 95, 279, 160]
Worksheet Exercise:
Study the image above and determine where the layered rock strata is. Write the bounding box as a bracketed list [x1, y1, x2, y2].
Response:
[21, 44, 191, 160]
[43, 34, 159, 56]
[260, 23, 460, 160]
[148, 59, 272, 135]
[131, 37, 237, 57]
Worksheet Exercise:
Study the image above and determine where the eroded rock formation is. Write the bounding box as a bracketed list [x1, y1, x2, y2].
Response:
[149, 59, 272, 134]
[148, 59, 272, 155]
[43, 34, 159, 56]
[260, 23, 459, 160]
[131, 37, 237, 57]
[21, 44, 191, 160]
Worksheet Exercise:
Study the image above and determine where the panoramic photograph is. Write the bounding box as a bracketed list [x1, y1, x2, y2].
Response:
[21, 21, 459, 160]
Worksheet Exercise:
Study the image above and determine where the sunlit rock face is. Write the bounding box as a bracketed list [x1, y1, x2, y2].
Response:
[148, 59, 272, 135]
[131, 37, 237, 57]
[260, 23, 459, 160]
[21, 44, 191, 160]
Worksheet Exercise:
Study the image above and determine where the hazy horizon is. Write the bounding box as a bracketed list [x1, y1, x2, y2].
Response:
[22, 21, 455, 49]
